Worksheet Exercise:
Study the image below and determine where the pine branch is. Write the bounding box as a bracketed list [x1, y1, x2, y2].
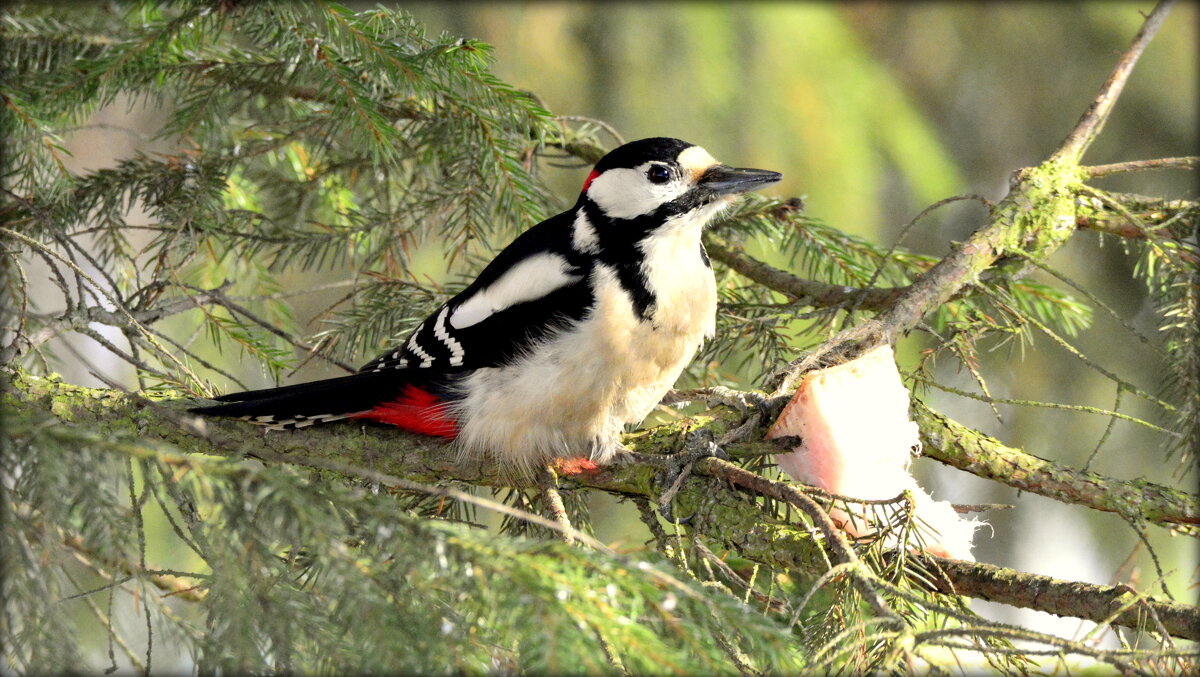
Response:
[741, 3, 1183, 395]
[915, 404, 1198, 529]
[9, 368, 1198, 641]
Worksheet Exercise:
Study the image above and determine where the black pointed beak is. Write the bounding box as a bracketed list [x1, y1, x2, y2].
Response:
[699, 165, 783, 197]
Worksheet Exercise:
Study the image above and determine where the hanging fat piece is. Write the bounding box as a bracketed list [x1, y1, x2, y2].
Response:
[766, 344, 981, 561]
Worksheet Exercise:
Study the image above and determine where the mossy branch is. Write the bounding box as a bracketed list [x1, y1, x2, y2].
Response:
[915, 404, 1199, 528]
[874, 0, 1178, 339]
[7, 368, 1198, 640]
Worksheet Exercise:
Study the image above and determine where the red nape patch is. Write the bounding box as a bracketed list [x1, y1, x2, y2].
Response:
[351, 385, 458, 438]
[581, 169, 600, 193]
[556, 457, 600, 475]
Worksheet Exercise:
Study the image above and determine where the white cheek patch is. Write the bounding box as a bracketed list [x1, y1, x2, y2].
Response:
[587, 165, 690, 220]
[677, 145, 719, 180]
[450, 253, 581, 329]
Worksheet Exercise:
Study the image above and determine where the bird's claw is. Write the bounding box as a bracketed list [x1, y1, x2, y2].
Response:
[703, 385, 769, 417]
[656, 429, 727, 525]
[702, 386, 775, 445]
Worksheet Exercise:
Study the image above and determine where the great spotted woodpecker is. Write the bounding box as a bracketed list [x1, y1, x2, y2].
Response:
[191, 137, 782, 471]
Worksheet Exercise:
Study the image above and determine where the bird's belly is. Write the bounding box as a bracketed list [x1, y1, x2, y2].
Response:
[453, 263, 716, 470]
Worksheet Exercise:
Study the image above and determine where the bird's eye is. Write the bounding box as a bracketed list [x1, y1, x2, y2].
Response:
[646, 165, 671, 184]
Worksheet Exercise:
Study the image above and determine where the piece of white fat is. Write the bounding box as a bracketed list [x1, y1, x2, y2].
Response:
[766, 345, 981, 561]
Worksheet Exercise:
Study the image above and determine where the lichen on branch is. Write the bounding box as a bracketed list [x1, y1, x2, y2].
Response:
[7, 368, 1198, 641]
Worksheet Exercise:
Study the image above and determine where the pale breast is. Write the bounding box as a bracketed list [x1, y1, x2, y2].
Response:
[620, 218, 717, 421]
[453, 219, 717, 469]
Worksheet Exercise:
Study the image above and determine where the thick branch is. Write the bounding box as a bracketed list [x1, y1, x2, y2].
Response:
[8, 369, 1198, 640]
[915, 404, 1199, 527]
[917, 555, 1200, 643]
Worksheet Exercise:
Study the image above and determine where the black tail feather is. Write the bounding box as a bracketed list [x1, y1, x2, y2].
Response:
[190, 371, 410, 421]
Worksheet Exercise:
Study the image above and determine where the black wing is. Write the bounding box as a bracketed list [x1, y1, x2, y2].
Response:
[190, 212, 596, 426]
[359, 212, 595, 373]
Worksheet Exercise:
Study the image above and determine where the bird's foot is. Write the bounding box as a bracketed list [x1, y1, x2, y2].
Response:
[701, 386, 774, 445]
[555, 456, 601, 476]
[701, 385, 770, 417]
[655, 429, 727, 525]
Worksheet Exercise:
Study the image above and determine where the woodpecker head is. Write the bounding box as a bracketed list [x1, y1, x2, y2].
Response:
[579, 137, 782, 223]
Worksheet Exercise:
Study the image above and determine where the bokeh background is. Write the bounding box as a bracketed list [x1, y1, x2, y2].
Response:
[49, 0, 1196, 649]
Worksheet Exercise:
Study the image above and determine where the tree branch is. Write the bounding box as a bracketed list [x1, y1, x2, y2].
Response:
[1084, 156, 1199, 178]
[8, 368, 1198, 640]
[915, 404, 1199, 528]
[1050, 0, 1176, 163]
[753, 3, 1181, 390]
[1075, 191, 1199, 239]
[919, 555, 1200, 644]
[703, 234, 904, 311]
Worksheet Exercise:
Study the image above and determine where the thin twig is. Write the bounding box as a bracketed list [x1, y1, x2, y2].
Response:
[181, 283, 357, 373]
[60, 569, 145, 673]
[555, 115, 625, 146]
[1050, 0, 1177, 163]
[1016, 252, 1168, 360]
[847, 194, 993, 325]
[692, 539, 790, 614]
[912, 372, 1174, 434]
[695, 454, 903, 628]
[0, 228, 211, 394]
[1084, 156, 1198, 177]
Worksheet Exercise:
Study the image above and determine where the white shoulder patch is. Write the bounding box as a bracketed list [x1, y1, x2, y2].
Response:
[450, 253, 581, 329]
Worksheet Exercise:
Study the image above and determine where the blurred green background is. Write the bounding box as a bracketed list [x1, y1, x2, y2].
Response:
[55, 0, 1195, 648]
